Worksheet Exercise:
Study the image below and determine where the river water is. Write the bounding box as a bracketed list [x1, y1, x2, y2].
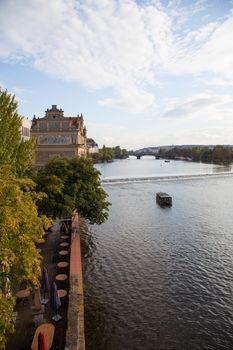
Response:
[82, 158, 233, 350]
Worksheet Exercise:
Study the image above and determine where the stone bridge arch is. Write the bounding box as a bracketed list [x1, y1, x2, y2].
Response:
[127, 152, 159, 159]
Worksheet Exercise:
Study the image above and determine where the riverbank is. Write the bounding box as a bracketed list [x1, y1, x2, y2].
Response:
[65, 213, 85, 350]
[6, 214, 85, 350]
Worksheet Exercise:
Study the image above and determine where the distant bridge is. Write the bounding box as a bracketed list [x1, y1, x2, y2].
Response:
[127, 151, 160, 159]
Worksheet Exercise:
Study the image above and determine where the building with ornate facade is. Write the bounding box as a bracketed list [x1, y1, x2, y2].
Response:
[31, 105, 87, 166]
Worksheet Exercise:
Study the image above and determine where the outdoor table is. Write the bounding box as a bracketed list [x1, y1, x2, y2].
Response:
[57, 289, 67, 298]
[57, 261, 69, 268]
[56, 274, 68, 282]
[60, 242, 69, 247]
[61, 235, 69, 240]
[59, 250, 69, 256]
[16, 289, 30, 300]
[31, 323, 55, 350]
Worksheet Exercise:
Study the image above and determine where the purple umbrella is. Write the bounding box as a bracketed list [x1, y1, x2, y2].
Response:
[50, 282, 62, 322]
[41, 267, 50, 304]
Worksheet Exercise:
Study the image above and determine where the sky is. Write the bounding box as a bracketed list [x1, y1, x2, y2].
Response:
[0, 0, 233, 150]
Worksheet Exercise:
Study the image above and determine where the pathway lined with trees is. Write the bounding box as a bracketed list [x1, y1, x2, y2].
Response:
[0, 88, 110, 349]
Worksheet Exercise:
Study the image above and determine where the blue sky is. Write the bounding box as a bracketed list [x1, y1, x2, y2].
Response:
[0, 0, 233, 149]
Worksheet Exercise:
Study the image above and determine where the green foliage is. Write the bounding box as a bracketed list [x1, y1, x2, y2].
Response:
[212, 145, 232, 162]
[113, 146, 128, 159]
[158, 146, 233, 164]
[0, 88, 35, 176]
[91, 145, 128, 162]
[15, 138, 36, 177]
[94, 145, 114, 162]
[0, 292, 14, 350]
[200, 148, 212, 163]
[0, 167, 51, 348]
[36, 157, 111, 224]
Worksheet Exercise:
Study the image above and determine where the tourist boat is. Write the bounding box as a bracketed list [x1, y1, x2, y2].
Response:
[156, 192, 172, 206]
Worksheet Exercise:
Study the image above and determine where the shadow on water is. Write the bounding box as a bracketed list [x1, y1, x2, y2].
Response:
[81, 226, 115, 350]
[80, 224, 96, 260]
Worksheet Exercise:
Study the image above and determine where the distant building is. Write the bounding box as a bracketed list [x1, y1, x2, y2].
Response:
[21, 117, 31, 141]
[87, 138, 99, 154]
[31, 105, 87, 166]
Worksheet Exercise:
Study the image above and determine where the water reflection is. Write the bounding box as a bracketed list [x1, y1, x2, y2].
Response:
[213, 163, 233, 173]
[95, 159, 233, 181]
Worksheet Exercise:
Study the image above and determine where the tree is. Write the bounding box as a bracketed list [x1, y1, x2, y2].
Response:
[0, 88, 35, 177]
[35, 157, 111, 224]
[99, 145, 114, 162]
[113, 146, 128, 159]
[114, 146, 121, 158]
[0, 167, 51, 348]
[212, 145, 232, 163]
[90, 145, 128, 162]
[121, 148, 128, 159]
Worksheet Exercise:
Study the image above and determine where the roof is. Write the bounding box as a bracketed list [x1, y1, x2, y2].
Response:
[156, 192, 171, 198]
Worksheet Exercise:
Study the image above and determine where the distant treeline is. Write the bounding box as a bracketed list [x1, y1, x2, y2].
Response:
[159, 145, 233, 163]
[91, 145, 128, 163]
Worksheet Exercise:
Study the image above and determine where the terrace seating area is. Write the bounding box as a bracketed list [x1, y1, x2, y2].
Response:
[7, 219, 72, 350]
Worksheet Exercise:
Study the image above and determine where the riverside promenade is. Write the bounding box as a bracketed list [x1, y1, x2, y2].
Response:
[6, 213, 85, 350]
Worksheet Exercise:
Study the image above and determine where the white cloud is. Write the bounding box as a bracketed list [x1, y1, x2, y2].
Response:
[170, 14, 233, 81]
[88, 118, 233, 149]
[160, 127, 233, 146]
[0, 0, 233, 113]
[201, 78, 233, 87]
[163, 93, 233, 120]
[98, 86, 156, 113]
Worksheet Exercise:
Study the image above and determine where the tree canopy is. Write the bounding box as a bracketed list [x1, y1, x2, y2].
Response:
[91, 145, 128, 163]
[35, 157, 111, 224]
[158, 145, 233, 163]
[0, 88, 35, 176]
[0, 167, 51, 348]
[0, 89, 51, 348]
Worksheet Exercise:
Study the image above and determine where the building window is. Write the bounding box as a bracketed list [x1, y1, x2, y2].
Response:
[48, 122, 60, 129]
[39, 122, 47, 129]
[22, 127, 30, 136]
[63, 122, 70, 129]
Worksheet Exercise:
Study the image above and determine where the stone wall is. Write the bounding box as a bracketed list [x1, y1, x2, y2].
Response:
[65, 213, 85, 350]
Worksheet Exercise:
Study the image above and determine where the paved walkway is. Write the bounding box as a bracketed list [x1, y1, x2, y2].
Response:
[6, 219, 70, 350]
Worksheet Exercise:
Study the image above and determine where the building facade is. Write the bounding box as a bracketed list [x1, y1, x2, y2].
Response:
[21, 117, 31, 141]
[31, 105, 87, 166]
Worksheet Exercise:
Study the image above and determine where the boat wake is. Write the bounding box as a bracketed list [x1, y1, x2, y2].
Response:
[101, 172, 233, 185]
